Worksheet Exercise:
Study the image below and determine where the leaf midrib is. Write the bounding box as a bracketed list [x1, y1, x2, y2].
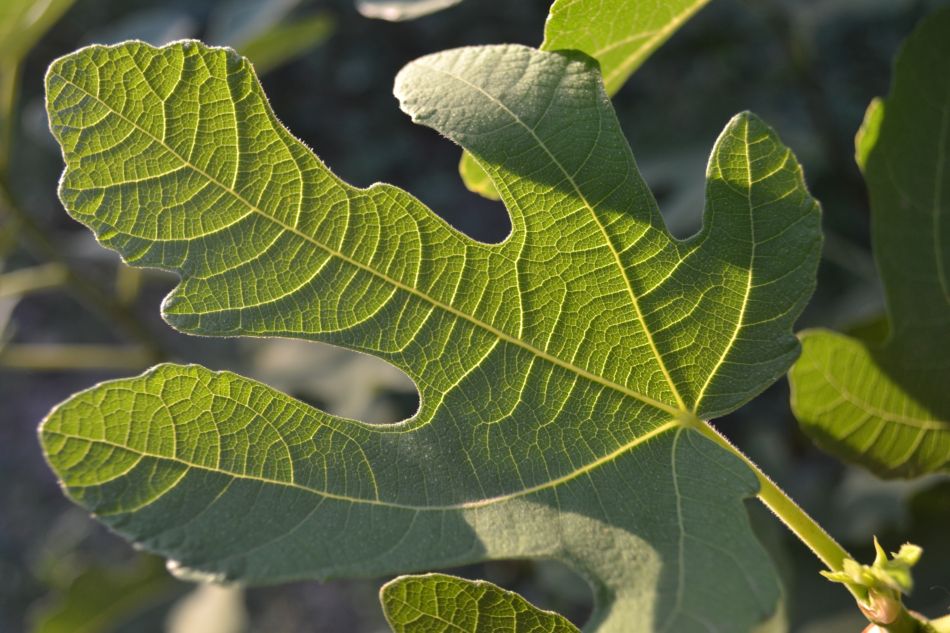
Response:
[691, 119, 756, 412]
[46, 421, 680, 512]
[52, 65, 684, 417]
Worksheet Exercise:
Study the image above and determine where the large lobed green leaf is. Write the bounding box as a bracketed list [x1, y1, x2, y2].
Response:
[382, 574, 579, 632]
[789, 9, 950, 479]
[460, 0, 712, 200]
[42, 40, 821, 631]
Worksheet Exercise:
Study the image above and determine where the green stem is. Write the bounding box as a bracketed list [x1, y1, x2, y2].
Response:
[693, 419, 857, 595]
[698, 418, 942, 629]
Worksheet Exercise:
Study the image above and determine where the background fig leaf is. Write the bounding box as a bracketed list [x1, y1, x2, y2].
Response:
[381, 573, 580, 633]
[41, 40, 822, 631]
[789, 9, 950, 479]
[459, 0, 713, 200]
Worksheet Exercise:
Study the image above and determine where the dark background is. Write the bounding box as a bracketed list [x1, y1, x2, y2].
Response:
[2, 0, 948, 631]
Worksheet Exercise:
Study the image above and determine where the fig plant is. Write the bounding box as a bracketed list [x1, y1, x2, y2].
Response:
[36, 1, 948, 632]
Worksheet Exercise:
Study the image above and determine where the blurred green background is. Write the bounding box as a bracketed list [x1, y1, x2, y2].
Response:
[1, 0, 948, 631]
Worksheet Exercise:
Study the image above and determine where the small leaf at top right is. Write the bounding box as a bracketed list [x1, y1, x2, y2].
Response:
[789, 8, 950, 478]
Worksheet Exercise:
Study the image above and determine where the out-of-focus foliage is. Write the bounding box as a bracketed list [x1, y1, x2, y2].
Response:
[236, 14, 332, 73]
[0, 0, 75, 164]
[165, 585, 247, 633]
[790, 8, 950, 479]
[357, 0, 463, 22]
[40, 34, 831, 628]
[30, 557, 176, 633]
[3, 1, 949, 632]
[0, 0, 75, 67]
[207, 0, 333, 73]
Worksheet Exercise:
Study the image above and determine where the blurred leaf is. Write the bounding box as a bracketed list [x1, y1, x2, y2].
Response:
[29, 557, 176, 633]
[207, 0, 332, 74]
[207, 0, 300, 47]
[844, 313, 889, 346]
[356, 0, 463, 22]
[239, 13, 333, 74]
[543, 0, 713, 97]
[789, 9, 950, 478]
[0, 0, 75, 64]
[459, 0, 713, 199]
[82, 9, 197, 47]
[637, 147, 710, 238]
[381, 574, 580, 632]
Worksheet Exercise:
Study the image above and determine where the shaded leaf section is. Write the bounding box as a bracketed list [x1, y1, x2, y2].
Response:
[789, 9, 950, 478]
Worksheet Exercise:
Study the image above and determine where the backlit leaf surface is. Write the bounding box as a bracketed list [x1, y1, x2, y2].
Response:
[382, 574, 579, 633]
[789, 10, 950, 478]
[41, 41, 822, 631]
